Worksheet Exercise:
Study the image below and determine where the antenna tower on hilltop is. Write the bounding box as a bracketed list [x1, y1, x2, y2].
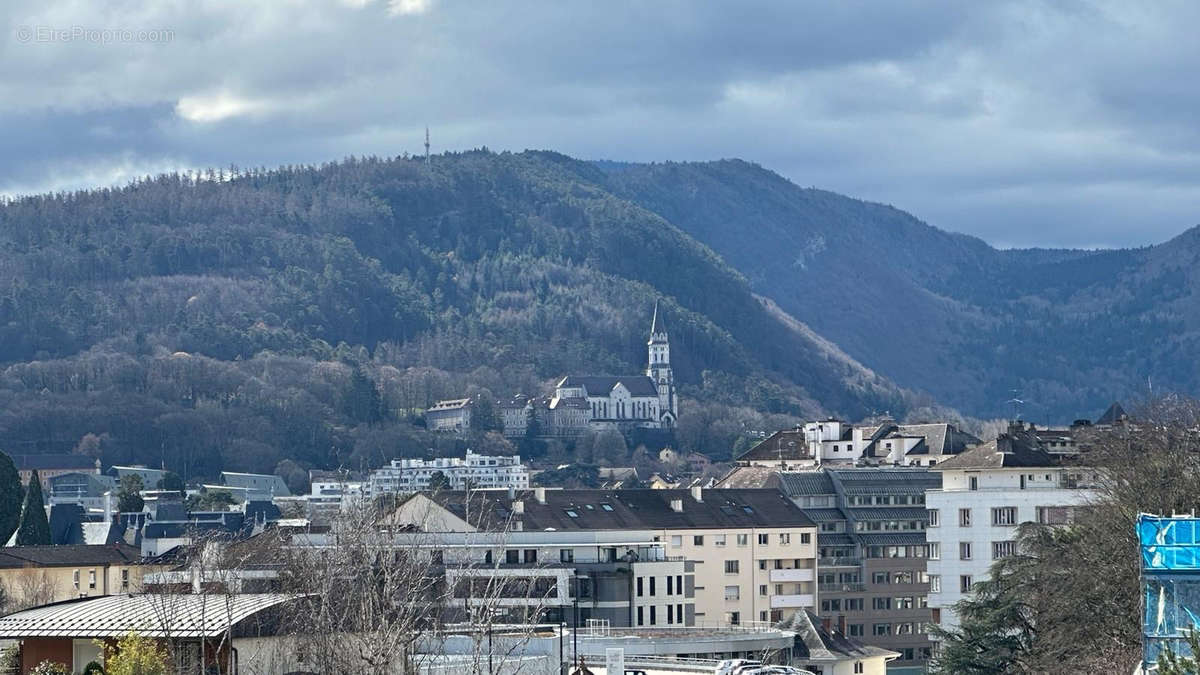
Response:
[424, 126, 431, 165]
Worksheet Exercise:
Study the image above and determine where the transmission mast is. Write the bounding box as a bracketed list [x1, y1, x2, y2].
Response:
[424, 126, 431, 165]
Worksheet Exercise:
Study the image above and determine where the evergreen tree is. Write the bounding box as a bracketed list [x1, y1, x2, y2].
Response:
[155, 471, 185, 496]
[16, 471, 51, 546]
[343, 369, 383, 424]
[117, 474, 145, 513]
[0, 452, 21, 545]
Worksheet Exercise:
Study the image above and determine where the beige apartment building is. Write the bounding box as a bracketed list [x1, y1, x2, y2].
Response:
[0, 544, 157, 610]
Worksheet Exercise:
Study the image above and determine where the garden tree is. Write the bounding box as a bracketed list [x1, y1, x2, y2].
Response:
[72, 432, 104, 460]
[592, 429, 628, 467]
[932, 395, 1200, 673]
[81, 662, 104, 675]
[116, 474, 145, 513]
[29, 661, 70, 675]
[427, 470, 449, 491]
[343, 368, 384, 424]
[1158, 630, 1200, 675]
[98, 632, 169, 675]
[16, 471, 50, 546]
[186, 491, 236, 512]
[468, 391, 501, 433]
[0, 451, 21, 545]
[155, 471, 185, 495]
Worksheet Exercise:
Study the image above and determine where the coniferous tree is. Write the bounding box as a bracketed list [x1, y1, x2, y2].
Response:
[16, 471, 51, 546]
[116, 474, 145, 513]
[0, 452, 21, 545]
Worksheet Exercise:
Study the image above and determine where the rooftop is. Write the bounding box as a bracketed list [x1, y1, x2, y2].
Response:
[934, 431, 1060, 470]
[0, 544, 142, 569]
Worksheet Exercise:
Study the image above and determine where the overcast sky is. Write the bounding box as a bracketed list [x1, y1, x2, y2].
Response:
[2, 1, 1197, 249]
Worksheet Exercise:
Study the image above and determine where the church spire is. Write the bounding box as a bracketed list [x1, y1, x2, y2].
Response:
[649, 299, 667, 343]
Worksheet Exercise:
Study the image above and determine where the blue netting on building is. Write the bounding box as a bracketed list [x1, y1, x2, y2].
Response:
[1141, 514, 1200, 666]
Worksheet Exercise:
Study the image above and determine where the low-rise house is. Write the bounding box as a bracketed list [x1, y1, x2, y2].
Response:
[46, 472, 117, 512]
[106, 465, 167, 490]
[14, 455, 101, 493]
[781, 610, 899, 675]
[0, 544, 154, 610]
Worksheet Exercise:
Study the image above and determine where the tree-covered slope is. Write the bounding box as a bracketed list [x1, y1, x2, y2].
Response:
[605, 159, 1197, 420]
[0, 150, 916, 481]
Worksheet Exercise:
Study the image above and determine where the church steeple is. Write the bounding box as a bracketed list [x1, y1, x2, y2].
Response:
[646, 300, 676, 426]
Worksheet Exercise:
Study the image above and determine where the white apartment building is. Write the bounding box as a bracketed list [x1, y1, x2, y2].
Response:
[367, 450, 529, 495]
[925, 429, 1095, 635]
[738, 420, 980, 470]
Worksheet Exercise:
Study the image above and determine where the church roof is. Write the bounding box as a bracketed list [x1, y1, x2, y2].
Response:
[650, 299, 666, 335]
[557, 375, 659, 398]
[1096, 401, 1128, 426]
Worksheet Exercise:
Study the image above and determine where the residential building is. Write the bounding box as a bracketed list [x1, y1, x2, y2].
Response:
[391, 487, 818, 626]
[220, 471, 292, 499]
[303, 469, 366, 523]
[781, 610, 900, 675]
[925, 426, 1096, 636]
[14, 455, 101, 493]
[0, 544, 155, 610]
[501, 301, 678, 438]
[46, 472, 117, 512]
[737, 421, 980, 470]
[724, 468, 938, 673]
[106, 465, 168, 490]
[425, 397, 473, 434]
[367, 450, 530, 495]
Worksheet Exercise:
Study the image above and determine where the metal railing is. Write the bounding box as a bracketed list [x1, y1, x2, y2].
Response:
[817, 556, 861, 567]
[817, 582, 865, 592]
[577, 620, 784, 638]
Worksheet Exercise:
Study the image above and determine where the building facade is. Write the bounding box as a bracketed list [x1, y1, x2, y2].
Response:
[367, 450, 529, 495]
[0, 544, 157, 610]
[737, 421, 980, 470]
[925, 428, 1096, 636]
[425, 398, 473, 434]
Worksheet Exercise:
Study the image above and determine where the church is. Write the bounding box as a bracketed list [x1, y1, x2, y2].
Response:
[501, 302, 679, 438]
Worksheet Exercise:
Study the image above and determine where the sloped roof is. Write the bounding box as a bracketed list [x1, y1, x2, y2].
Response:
[221, 472, 291, 497]
[802, 508, 847, 523]
[860, 423, 981, 458]
[557, 375, 659, 398]
[848, 507, 929, 521]
[13, 454, 98, 472]
[423, 488, 814, 532]
[0, 544, 142, 569]
[778, 471, 835, 496]
[714, 465, 781, 489]
[0, 593, 300, 638]
[934, 432, 1058, 470]
[856, 532, 926, 547]
[650, 299, 666, 336]
[428, 398, 471, 411]
[779, 610, 899, 663]
[1097, 401, 1128, 426]
[738, 430, 812, 462]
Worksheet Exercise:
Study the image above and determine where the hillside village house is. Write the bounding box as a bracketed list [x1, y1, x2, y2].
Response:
[392, 487, 819, 626]
[0, 544, 158, 610]
[14, 455, 101, 493]
[737, 421, 980, 470]
[924, 424, 1096, 637]
[425, 397, 473, 434]
[502, 302, 678, 438]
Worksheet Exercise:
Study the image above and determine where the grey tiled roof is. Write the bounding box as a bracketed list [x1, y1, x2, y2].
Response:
[0, 544, 142, 568]
[778, 471, 835, 496]
[847, 507, 929, 521]
[856, 532, 927, 546]
[935, 432, 1059, 470]
[802, 508, 847, 522]
[737, 430, 811, 462]
[557, 375, 659, 397]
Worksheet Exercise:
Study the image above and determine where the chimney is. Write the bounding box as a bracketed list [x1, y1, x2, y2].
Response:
[507, 486, 516, 499]
[837, 615, 846, 635]
[670, 499, 683, 513]
[534, 488, 547, 504]
[690, 486, 703, 502]
[513, 500, 525, 514]
[103, 491, 114, 522]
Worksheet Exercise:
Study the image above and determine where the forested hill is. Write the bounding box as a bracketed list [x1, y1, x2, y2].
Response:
[604, 159, 1198, 420]
[0, 150, 918, 483]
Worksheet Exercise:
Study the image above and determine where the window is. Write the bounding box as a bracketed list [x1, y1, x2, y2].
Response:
[715, 534, 727, 547]
[73, 569, 80, 589]
[650, 577, 656, 596]
[694, 535, 705, 546]
[969, 476, 979, 491]
[873, 623, 891, 636]
[801, 532, 811, 544]
[650, 606, 656, 625]
[959, 542, 972, 560]
[667, 576, 674, 595]
[121, 569, 129, 589]
[88, 569, 96, 589]
[566, 510, 579, 518]
[992, 540, 1016, 559]
[872, 597, 891, 610]
[780, 533, 791, 545]
[959, 508, 972, 527]
[896, 623, 914, 635]
[992, 507, 1018, 526]
[637, 607, 644, 626]
[725, 560, 740, 574]
[872, 571, 889, 584]
[523, 549, 537, 563]
[560, 549, 574, 563]
[601, 504, 613, 511]
[678, 603, 683, 622]
[637, 577, 644, 597]
[928, 509, 939, 527]
[960, 575, 973, 593]
[1038, 506, 1072, 525]
[505, 550, 519, 564]
[775, 584, 783, 595]
[895, 596, 914, 609]
[760, 584, 768, 596]
[821, 599, 841, 612]
[667, 604, 674, 624]
[928, 542, 940, 559]
[736, 534, 748, 546]
[846, 598, 863, 611]
[929, 575, 941, 593]
[892, 571, 913, 584]
[759, 560, 767, 570]
[854, 663, 865, 674]
[725, 585, 740, 600]
[848, 624, 864, 637]
[677, 574, 683, 594]
[758, 533, 769, 545]
[727, 611, 740, 625]
[671, 535, 682, 547]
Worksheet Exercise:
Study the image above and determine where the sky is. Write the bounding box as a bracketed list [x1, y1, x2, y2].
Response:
[2, 0, 1198, 249]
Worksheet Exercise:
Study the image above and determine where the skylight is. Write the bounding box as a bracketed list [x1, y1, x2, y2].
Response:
[566, 510, 579, 518]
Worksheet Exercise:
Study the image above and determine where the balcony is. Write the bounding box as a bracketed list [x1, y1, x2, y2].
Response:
[818, 582, 865, 593]
[769, 593, 815, 609]
[769, 568, 814, 583]
[818, 556, 861, 567]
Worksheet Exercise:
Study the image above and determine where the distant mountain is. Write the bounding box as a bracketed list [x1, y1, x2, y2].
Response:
[604, 159, 1195, 420]
[0, 150, 917, 480]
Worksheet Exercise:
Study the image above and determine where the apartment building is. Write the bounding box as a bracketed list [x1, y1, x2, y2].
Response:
[925, 429, 1095, 636]
[737, 421, 980, 470]
[748, 469, 939, 674]
[0, 544, 157, 609]
[392, 487, 818, 627]
[368, 450, 529, 495]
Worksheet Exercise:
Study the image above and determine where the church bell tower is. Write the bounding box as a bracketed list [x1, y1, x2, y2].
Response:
[646, 300, 676, 426]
